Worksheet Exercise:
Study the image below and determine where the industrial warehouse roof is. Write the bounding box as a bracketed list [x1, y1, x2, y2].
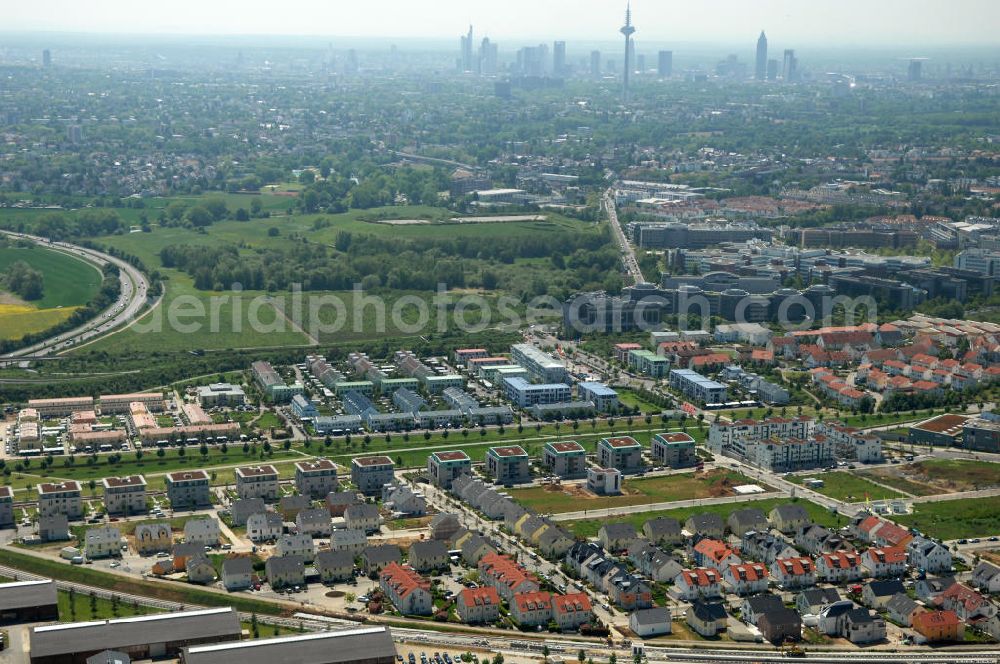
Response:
[30, 607, 241, 659]
[181, 626, 396, 664]
[0, 579, 57, 611]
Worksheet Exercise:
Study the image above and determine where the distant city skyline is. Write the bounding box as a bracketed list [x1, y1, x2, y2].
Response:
[2, 0, 999, 47]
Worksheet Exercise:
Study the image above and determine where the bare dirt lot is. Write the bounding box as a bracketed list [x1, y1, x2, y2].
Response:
[861, 459, 1000, 496]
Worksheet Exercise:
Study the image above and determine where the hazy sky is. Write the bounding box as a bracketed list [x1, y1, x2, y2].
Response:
[4, 0, 999, 46]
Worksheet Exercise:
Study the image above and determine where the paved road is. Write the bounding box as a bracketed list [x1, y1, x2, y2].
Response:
[908, 485, 1000, 504]
[0, 230, 151, 359]
[548, 490, 786, 522]
[604, 187, 645, 285]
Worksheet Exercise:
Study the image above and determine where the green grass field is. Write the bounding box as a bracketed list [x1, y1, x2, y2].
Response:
[787, 471, 905, 502]
[856, 472, 939, 497]
[889, 495, 1000, 540]
[508, 469, 764, 514]
[564, 497, 843, 539]
[0, 245, 102, 309]
[0, 548, 288, 616]
[78, 276, 311, 353]
[58, 587, 158, 621]
[616, 389, 664, 414]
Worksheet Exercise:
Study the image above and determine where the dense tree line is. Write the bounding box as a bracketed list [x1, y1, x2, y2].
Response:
[159, 225, 614, 296]
[1, 260, 44, 300]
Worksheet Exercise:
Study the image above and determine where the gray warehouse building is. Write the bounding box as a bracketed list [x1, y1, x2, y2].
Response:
[180, 626, 397, 664]
[30, 607, 241, 664]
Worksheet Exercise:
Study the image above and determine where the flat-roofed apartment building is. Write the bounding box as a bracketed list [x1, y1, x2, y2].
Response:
[542, 441, 587, 478]
[597, 436, 644, 472]
[351, 455, 395, 496]
[503, 377, 572, 407]
[668, 368, 728, 405]
[103, 475, 147, 516]
[196, 382, 246, 407]
[37, 481, 83, 519]
[166, 470, 212, 509]
[427, 450, 472, 489]
[486, 445, 530, 485]
[510, 343, 569, 383]
[28, 606, 241, 664]
[295, 459, 339, 498]
[745, 436, 834, 472]
[27, 396, 94, 418]
[100, 392, 165, 414]
[235, 465, 280, 501]
[180, 626, 398, 664]
[650, 432, 697, 468]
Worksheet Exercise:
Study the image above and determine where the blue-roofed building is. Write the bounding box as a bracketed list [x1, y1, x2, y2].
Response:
[393, 388, 427, 413]
[503, 377, 572, 408]
[343, 391, 378, 418]
[668, 369, 728, 405]
[442, 387, 479, 413]
[577, 382, 620, 412]
[291, 394, 319, 420]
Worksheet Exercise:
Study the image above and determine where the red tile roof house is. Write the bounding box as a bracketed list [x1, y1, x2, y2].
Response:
[935, 582, 999, 621]
[769, 557, 816, 590]
[552, 592, 593, 630]
[456, 586, 501, 624]
[863, 348, 900, 366]
[673, 568, 722, 601]
[816, 552, 864, 583]
[871, 522, 914, 549]
[913, 609, 964, 643]
[380, 562, 433, 616]
[693, 539, 742, 571]
[723, 563, 770, 596]
[861, 547, 907, 578]
[510, 590, 553, 627]
[477, 552, 539, 601]
[851, 515, 885, 541]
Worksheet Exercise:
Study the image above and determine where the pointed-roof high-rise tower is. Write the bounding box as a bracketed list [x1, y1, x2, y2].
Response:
[620, 2, 636, 102]
[755, 31, 768, 81]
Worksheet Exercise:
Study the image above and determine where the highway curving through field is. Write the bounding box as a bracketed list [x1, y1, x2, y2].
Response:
[0, 230, 151, 359]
